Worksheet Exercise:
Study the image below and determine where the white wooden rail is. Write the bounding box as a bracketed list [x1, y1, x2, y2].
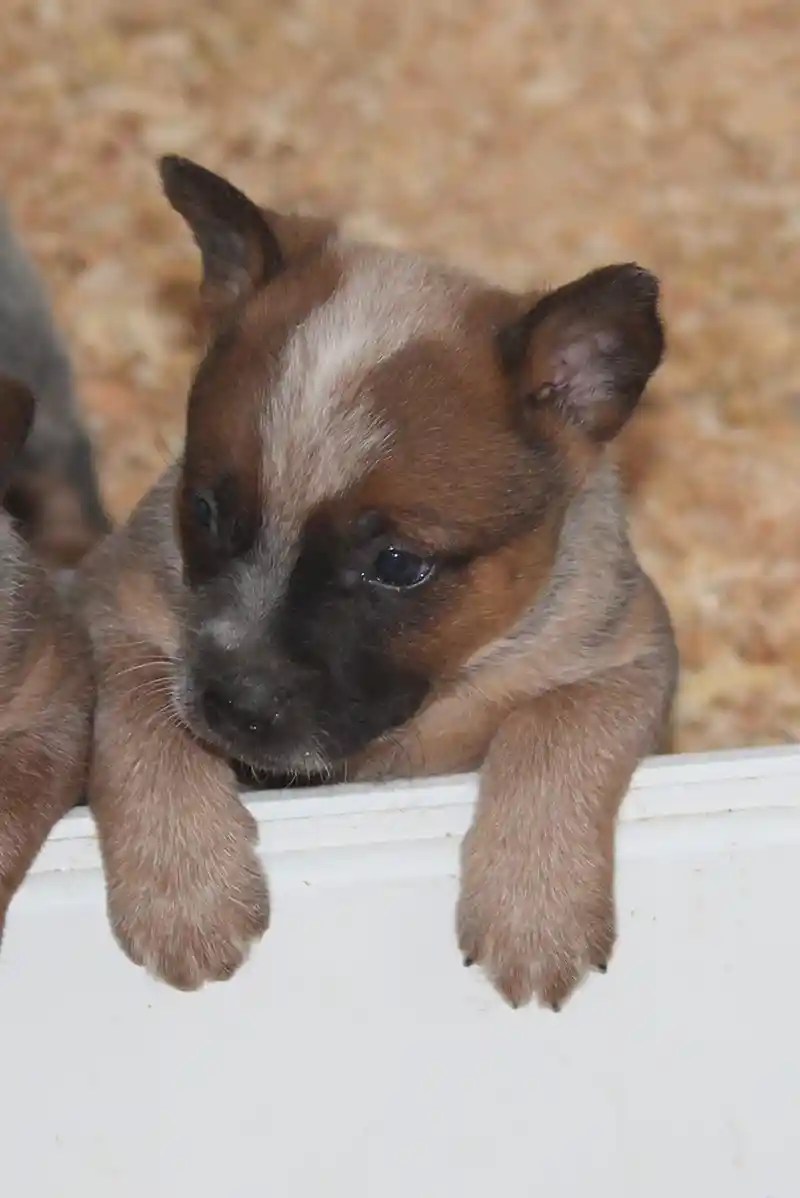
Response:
[2, 744, 799, 1196]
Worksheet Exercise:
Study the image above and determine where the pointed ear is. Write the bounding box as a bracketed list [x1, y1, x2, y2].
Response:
[0, 376, 35, 498]
[498, 264, 665, 444]
[159, 156, 286, 320]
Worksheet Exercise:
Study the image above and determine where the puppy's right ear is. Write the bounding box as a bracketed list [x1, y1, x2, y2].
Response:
[0, 376, 35, 499]
[499, 264, 664, 445]
[159, 156, 286, 321]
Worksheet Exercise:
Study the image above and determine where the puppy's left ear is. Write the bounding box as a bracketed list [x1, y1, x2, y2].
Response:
[159, 156, 286, 321]
[499, 264, 664, 443]
[0, 376, 35, 498]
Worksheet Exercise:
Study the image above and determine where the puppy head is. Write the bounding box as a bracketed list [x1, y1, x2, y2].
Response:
[161, 157, 664, 774]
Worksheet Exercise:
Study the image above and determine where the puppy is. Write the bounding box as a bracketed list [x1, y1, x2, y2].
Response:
[0, 376, 94, 947]
[0, 202, 110, 568]
[80, 157, 677, 1008]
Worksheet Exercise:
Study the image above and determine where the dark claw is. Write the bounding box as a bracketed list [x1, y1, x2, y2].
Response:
[595, 961, 608, 974]
[549, 1001, 561, 1013]
[463, 956, 474, 968]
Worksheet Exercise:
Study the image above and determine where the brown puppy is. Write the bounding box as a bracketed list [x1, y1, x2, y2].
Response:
[80, 157, 676, 1008]
[0, 377, 94, 947]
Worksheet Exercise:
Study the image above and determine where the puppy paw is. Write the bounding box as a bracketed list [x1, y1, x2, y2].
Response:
[456, 822, 615, 1010]
[106, 804, 270, 991]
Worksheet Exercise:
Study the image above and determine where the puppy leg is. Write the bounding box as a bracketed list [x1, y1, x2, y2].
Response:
[0, 725, 87, 946]
[457, 653, 673, 1010]
[89, 643, 269, 990]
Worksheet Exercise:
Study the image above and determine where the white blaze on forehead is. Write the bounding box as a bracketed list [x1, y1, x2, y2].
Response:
[264, 246, 461, 522]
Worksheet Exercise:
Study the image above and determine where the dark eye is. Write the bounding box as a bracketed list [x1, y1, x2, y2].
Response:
[190, 490, 217, 534]
[366, 547, 435, 591]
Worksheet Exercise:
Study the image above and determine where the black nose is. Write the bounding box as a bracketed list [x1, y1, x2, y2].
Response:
[201, 678, 285, 741]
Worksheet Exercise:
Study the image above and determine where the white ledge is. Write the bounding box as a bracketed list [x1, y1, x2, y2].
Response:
[35, 743, 800, 879]
[5, 742, 800, 1195]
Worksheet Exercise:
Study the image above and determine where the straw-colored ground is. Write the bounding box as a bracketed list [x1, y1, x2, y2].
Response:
[2, 0, 798, 750]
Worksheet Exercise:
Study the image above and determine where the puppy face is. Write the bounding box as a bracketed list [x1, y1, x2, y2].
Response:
[161, 158, 664, 774]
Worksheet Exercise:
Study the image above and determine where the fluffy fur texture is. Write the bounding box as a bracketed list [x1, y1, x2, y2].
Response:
[80, 157, 677, 1008]
[0, 202, 109, 568]
[0, 376, 94, 947]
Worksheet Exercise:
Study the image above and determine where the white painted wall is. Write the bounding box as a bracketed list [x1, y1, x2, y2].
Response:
[2, 745, 799, 1197]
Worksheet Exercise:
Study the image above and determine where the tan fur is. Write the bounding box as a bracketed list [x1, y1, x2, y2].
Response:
[80, 160, 676, 1007]
[78, 476, 269, 989]
[89, 640, 268, 991]
[455, 657, 664, 1010]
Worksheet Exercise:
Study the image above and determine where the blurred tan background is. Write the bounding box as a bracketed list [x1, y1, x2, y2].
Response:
[2, 0, 798, 750]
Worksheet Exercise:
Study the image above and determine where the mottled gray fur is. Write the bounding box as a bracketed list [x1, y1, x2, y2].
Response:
[0, 202, 109, 562]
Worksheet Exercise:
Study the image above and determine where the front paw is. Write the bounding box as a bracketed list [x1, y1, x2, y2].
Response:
[456, 822, 615, 1011]
[106, 805, 270, 991]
